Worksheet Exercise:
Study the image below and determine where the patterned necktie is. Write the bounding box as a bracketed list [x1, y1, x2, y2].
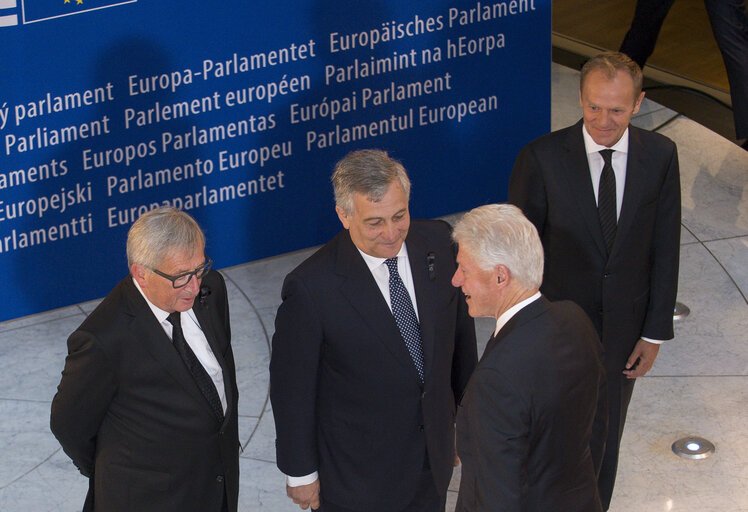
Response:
[598, 149, 617, 254]
[385, 258, 425, 382]
[167, 312, 224, 422]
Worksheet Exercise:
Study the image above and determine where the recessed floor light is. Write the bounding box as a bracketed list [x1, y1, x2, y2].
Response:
[672, 436, 714, 459]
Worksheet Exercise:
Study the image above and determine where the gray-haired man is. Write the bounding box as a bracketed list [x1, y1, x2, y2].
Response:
[270, 149, 477, 511]
[452, 204, 606, 512]
[51, 207, 239, 512]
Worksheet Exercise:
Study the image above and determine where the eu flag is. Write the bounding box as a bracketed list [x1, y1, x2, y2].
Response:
[24, 0, 136, 24]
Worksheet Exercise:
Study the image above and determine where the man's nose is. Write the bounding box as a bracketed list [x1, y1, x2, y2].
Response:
[451, 269, 462, 287]
[184, 273, 200, 293]
[382, 222, 398, 241]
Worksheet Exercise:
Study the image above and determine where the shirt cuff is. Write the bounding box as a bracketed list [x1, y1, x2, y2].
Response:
[286, 472, 318, 487]
[640, 336, 666, 345]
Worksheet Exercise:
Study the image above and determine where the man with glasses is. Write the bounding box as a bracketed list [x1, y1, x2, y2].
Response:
[51, 206, 239, 512]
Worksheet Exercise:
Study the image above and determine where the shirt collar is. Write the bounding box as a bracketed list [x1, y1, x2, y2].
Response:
[357, 242, 408, 272]
[582, 123, 630, 155]
[494, 291, 542, 337]
[132, 276, 194, 324]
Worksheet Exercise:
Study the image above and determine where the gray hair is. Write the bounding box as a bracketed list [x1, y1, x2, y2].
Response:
[452, 204, 544, 290]
[580, 51, 643, 100]
[331, 149, 411, 215]
[126, 207, 205, 268]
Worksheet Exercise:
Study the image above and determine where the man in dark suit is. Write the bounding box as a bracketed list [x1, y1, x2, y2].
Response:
[51, 207, 239, 512]
[452, 203, 606, 512]
[270, 149, 477, 511]
[508, 52, 681, 510]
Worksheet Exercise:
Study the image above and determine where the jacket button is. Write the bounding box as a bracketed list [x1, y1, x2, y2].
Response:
[216, 475, 224, 483]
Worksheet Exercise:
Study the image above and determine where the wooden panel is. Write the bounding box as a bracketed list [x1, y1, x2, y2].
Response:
[552, 0, 729, 90]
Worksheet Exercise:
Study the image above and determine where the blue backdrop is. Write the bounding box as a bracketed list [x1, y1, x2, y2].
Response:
[0, 0, 550, 321]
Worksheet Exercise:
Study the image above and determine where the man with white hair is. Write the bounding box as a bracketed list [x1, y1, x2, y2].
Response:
[452, 204, 606, 512]
[51, 207, 239, 512]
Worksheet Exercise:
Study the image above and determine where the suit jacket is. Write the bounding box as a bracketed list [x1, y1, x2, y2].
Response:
[50, 270, 239, 512]
[269, 219, 477, 511]
[508, 119, 680, 373]
[456, 297, 605, 512]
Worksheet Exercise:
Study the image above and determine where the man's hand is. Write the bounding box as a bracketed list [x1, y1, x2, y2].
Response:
[623, 339, 660, 379]
[287, 479, 320, 510]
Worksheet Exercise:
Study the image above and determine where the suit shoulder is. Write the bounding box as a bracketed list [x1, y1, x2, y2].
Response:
[283, 231, 344, 280]
[549, 299, 598, 331]
[77, 277, 132, 332]
[202, 269, 228, 298]
[522, 123, 578, 151]
[485, 300, 596, 363]
[410, 218, 453, 239]
[68, 278, 136, 358]
[630, 124, 677, 151]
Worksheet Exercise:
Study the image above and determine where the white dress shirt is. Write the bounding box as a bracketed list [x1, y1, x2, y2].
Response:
[133, 278, 227, 412]
[286, 242, 419, 487]
[582, 124, 629, 220]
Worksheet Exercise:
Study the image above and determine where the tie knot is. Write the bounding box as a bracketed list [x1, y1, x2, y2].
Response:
[167, 311, 181, 328]
[385, 257, 399, 274]
[600, 149, 614, 165]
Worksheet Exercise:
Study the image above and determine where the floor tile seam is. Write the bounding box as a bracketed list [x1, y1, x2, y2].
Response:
[223, 273, 274, 451]
[700, 234, 748, 243]
[223, 273, 273, 355]
[219, 245, 320, 274]
[699, 238, 748, 305]
[650, 112, 682, 133]
[0, 446, 60, 491]
[0, 310, 86, 335]
[238, 455, 277, 464]
[635, 103, 670, 115]
[242, 392, 271, 452]
[680, 222, 748, 303]
[0, 397, 52, 404]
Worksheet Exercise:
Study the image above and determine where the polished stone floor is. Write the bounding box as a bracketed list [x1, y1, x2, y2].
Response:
[1, 63, 746, 511]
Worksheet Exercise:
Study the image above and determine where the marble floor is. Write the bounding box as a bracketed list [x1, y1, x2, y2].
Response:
[1, 63, 746, 511]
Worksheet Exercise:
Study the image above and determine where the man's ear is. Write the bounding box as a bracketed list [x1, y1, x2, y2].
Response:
[633, 91, 645, 114]
[496, 264, 509, 286]
[131, 263, 147, 288]
[335, 205, 351, 230]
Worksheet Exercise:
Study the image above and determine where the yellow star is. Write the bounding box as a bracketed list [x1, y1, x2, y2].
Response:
[76, 0, 83, 4]
[64, 0, 70, 3]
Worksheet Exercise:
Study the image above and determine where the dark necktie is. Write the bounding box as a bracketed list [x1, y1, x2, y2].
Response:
[167, 312, 224, 422]
[598, 149, 617, 254]
[385, 258, 425, 381]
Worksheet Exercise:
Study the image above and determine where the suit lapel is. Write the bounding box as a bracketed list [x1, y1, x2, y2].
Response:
[335, 232, 421, 381]
[612, 126, 647, 257]
[481, 296, 550, 361]
[122, 279, 210, 414]
[193, 296, 234, 424]
[406, 228, 437, 384]
[560, 121, 608, 258]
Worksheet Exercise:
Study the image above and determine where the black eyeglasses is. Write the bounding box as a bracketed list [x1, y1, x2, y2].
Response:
[150, 257, 213, 288]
